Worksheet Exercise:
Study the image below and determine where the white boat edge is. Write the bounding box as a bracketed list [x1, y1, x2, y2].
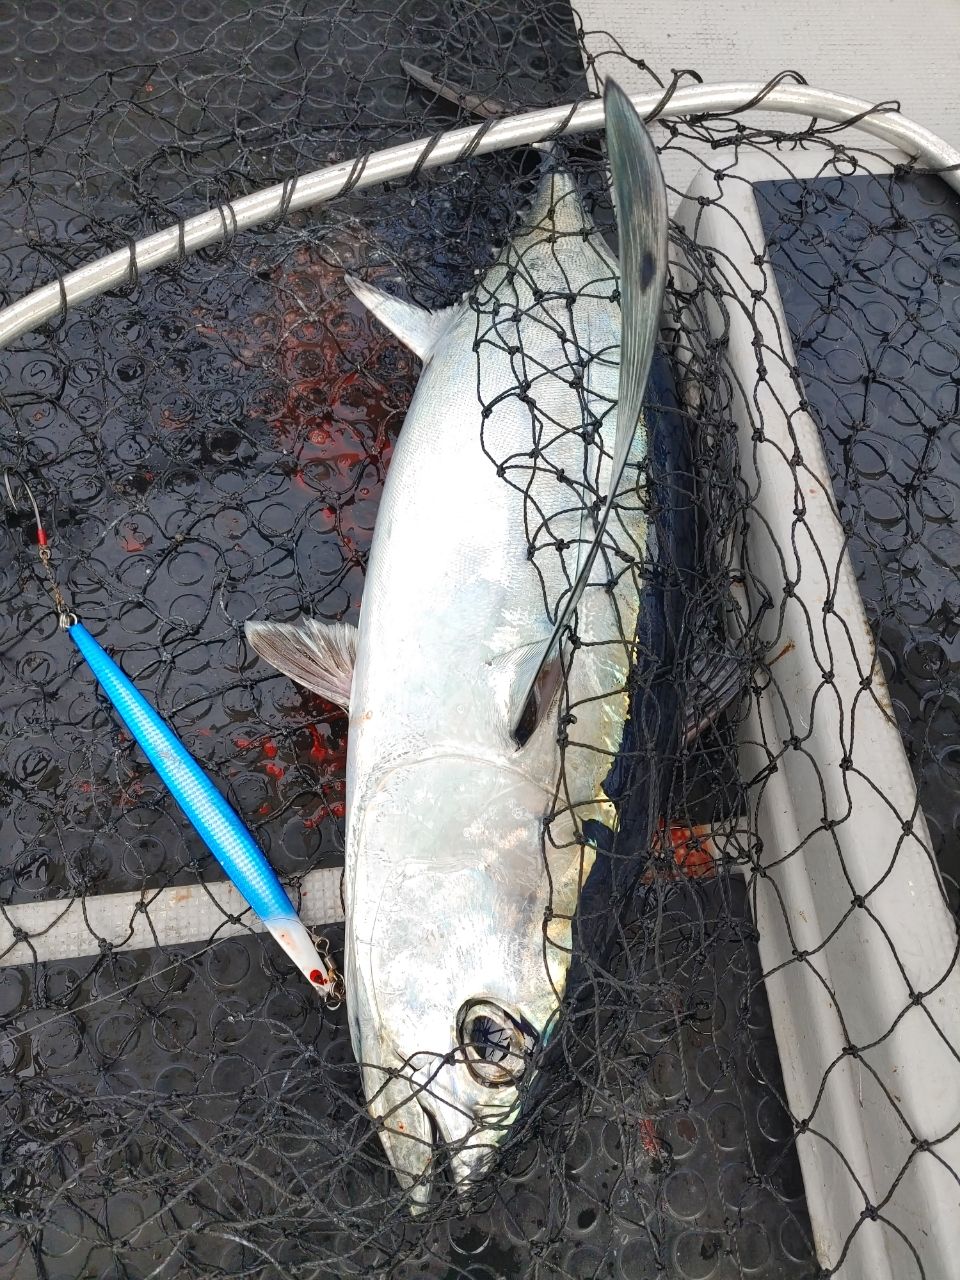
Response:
[672, 145, 960, 1279]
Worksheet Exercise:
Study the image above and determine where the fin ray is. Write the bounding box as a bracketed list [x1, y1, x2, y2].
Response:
[245, 619, 357, 710]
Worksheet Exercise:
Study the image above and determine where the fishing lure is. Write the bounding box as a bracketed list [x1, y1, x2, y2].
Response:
[4, 471, 339, 1001]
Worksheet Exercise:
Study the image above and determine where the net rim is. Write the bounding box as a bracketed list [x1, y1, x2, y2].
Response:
[0, 80, 957, 349]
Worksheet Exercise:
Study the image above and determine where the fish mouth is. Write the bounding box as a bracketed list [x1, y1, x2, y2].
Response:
[366, 1065, 437, 1212]
[365, 1059, 504, 1212]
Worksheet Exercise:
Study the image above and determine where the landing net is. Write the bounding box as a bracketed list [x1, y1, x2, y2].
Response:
[0, 5, 958, 1278]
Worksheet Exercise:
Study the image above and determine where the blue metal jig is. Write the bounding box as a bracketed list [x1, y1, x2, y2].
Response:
[3, 470, 338, 1000]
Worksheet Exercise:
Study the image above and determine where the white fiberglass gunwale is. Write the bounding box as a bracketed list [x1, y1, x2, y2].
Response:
[672, 145, 960, 1280]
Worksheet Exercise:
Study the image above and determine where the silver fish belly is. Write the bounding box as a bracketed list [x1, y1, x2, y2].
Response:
[246, 98, 667, 1207]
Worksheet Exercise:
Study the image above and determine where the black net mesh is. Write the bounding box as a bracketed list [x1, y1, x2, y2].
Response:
[0, 4, 958, 1279]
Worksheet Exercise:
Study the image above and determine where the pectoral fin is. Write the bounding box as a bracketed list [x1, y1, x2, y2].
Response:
[509, 78, 668, 743]
[345, 276, 455, 361]
[489, 639, 564, 748]
[245, 619, 357, 711]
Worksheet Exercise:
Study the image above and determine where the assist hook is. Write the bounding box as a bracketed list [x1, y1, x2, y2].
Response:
[2, 468, 77, 628]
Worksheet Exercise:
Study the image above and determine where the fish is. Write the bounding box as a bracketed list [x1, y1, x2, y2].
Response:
[245, 80, 689, 1206]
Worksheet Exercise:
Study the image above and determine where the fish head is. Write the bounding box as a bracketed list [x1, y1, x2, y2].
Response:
[345, 755, 589, 1209]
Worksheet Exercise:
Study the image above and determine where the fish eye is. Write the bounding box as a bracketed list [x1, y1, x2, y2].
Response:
[456, 999, 537, 1088]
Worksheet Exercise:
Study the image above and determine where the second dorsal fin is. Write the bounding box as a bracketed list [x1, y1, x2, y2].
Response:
[344, 276, 456, 361]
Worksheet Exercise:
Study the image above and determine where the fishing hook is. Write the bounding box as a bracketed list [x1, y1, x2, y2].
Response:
[2, 468, 77, 628]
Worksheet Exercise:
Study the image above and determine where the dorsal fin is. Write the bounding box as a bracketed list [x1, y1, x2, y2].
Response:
[400, 59, 510, 120]
[509, 77, 668, 744]
[245, 618, 356, 711]
[344, 276, 455, 361]
[401, 59, 552, 155]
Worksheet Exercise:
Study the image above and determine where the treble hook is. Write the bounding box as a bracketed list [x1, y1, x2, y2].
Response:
[2, 468, 77, 627]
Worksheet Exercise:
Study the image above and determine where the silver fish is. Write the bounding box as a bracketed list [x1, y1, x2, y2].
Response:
[246, 81, 668, 1207]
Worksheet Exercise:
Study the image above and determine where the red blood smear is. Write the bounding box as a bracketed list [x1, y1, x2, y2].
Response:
[235, 735, 282, 765]
[159, 408, 188, 431]
[247, 252, 415, 567]
[639, 1117, 661, 1157]
[122, 537, 147, 553]
[643, 822, 717, 884]
[306, 723, 328, 762]
[309, 968, 327, 986]
[265, 762, 284, 780]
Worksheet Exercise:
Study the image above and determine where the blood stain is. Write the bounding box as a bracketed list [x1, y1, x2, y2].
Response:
[639, 1117, 661, 1157]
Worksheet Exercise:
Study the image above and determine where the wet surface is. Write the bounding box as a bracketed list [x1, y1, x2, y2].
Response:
[0, 3, 820, 1278]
